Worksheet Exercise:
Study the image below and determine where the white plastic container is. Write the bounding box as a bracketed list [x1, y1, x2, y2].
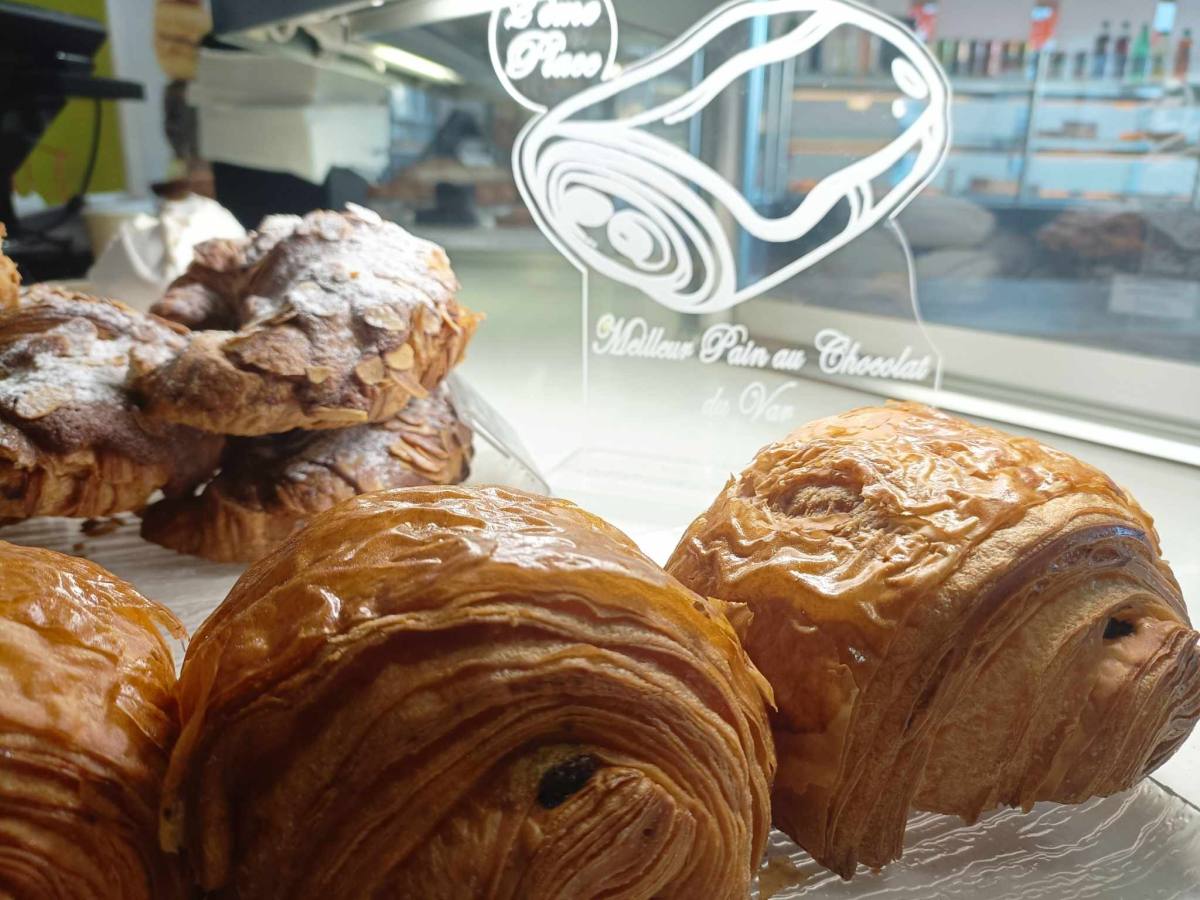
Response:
[189, 49, 391, 106]
[196, 103, 390, 184]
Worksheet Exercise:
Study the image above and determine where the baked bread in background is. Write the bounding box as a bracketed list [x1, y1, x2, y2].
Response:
[0, 286, 223, 520]
[667, 401, 1200, 878]
[142, 385, 473, 563]
[136, 205, 482, 436]
[161, 486, 775, 899]
[0, 541, 189, 899]
[153, 0, 210, 82]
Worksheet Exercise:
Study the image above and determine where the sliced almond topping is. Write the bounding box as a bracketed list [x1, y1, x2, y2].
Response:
[384, 345, 414, 370]
[355, 356, 386, 385]
[265, 307, 299, 327]
[440, 306, 464, 334]
[387, 442, 412, 461]
[388, 370, 429, 399]
[409, 433, 450, 459]
[313, 406, 369, 425]
[363, 306, 407, 332]
[405, 447, 443, 474]
[306, 366, 334, 384]
[13, 384, 70, 420]
[421, 307, 443, 334]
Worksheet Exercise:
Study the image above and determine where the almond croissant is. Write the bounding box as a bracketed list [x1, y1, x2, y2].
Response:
[161, 486, 775, 899]
[0, 541, 189, 899]
[667, 402, 1200, 878]
[136, 206, 481, 436]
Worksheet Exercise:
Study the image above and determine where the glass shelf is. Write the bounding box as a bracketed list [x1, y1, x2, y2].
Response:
[792, 75, 1187, 102]
[754, 781, 1200, 899]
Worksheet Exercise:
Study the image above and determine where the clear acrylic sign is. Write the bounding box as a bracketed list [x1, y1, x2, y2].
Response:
[491, 0, 952, 482]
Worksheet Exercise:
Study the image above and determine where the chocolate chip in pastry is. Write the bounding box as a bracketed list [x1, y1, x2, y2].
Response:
[141, 385, 473, 563]
[0, 286, 224, 520]
[136, 205, 482, 436]
[667, 401, 1200, 878]
[161, 486, 775, 899]
[0, 224, 19, 310]
[151, 214, 300, 331]
[0, 540, 190, 899]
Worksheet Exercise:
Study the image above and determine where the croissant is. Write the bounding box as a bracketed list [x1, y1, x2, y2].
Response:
[136, 206, 481, 436]
[0, 223, 18, 309]
[0, 287, 225, 520]
[667, 401, 1200, 878]
[151, 215, 301, 331]
[140, 385, 473, 563]
[0, 541, 189, 899]
[161, 486, 775, 899]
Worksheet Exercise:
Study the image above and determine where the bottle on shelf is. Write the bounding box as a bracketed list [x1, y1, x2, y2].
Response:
[1049, 50, 1067, 79]
[973, 38, 987, 76]
[1131, 23, 1151, 80]
[1092, 20, 1111, 78]
[1073, 48, 1088, 79]
[1008, 40, 1027, 75]
[933, 38, 947, 68]
[956, 38, 971, 76]
[1152, 0, 1177, 80]
[1151, 41, 1167, 80]
[939, 37, 958, 74]
[1026, 44, 1042, 81]
[858, 30, 875, 74]
[988, 39, 1005, 77]
[1175, 28, 1193, 80]
[825, 25, 847, 75]
[1114, 21, 1132, 77]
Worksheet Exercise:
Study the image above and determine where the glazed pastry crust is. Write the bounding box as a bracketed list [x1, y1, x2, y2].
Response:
[0, 540, 189, 899]
[667, 402, 1200, 878]
[141, 386, 473, 563]
[136, 206, 482, 436]
[161, 486, 775, 900]
[0, 224, 18, 310]
[0, 287, 224, 519]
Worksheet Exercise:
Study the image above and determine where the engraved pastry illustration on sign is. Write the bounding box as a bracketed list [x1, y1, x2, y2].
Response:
[492, 0, 951, 316]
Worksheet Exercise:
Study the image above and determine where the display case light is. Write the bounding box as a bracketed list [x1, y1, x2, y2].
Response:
[371, 42, 462, 83]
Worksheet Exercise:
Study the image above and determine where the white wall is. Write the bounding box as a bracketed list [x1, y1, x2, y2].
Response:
[105, 0, 172, 196]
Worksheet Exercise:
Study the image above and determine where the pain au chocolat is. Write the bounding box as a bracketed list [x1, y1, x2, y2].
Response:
[141, 385, 473, 563]
[667, 401, 1200, 878]
[0, 541, 188, 899]
[136, 205, 481, 436]
[161, 486, 774, 899]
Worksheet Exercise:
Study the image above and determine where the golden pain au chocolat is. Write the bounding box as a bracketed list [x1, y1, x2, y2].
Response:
[0, 541, 188, 899]
[667, 402, 1200, 878]
[161, 486, 775, 900]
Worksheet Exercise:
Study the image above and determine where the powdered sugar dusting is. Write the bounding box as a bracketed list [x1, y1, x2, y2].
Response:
[0, 313, 161, 417]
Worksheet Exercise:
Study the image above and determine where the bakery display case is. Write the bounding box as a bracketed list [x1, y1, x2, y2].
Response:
[0, 0, 1198, 898]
